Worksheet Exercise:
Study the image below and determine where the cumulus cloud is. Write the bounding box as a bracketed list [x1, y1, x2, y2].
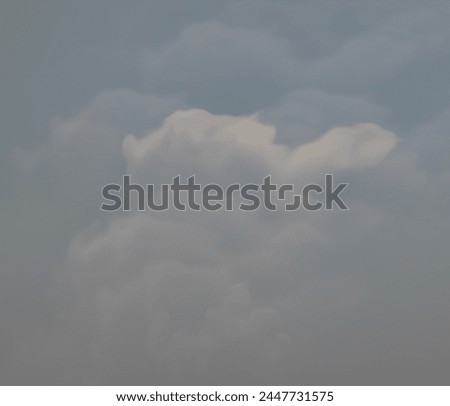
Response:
[123, 109, 397, 184]
[139, 5, 450, 106]
[5, 106, 429, 385]
[308, 6, 450, 90]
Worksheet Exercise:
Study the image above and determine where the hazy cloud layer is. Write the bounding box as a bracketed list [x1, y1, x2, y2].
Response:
[1, 1, 450, 385]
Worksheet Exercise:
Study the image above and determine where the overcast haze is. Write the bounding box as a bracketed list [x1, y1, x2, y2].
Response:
[1, 1, 450, 385]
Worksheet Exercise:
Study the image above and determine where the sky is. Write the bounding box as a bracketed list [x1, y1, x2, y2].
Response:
[0, 0, 450, 385]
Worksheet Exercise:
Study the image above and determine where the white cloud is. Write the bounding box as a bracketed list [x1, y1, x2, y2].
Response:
[5, 108, 407, 383]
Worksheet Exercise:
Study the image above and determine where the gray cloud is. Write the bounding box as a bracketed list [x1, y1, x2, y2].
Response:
[1, 0, 450, 385]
